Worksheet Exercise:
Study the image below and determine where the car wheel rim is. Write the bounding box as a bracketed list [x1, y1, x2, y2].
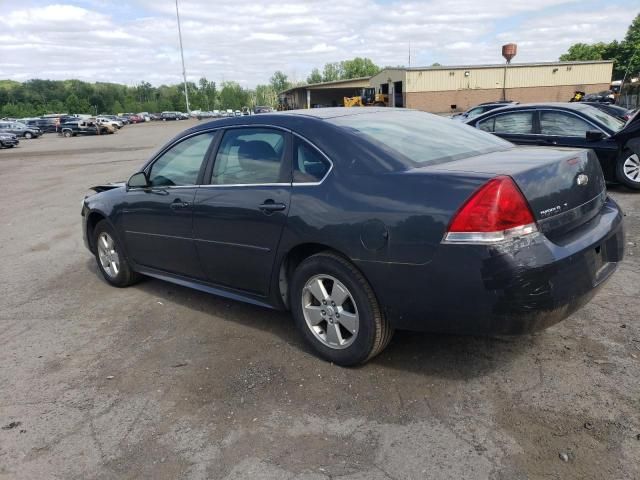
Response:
[302, 274, 359, 350]
[623, 154, 640, 182]
[97, 232, 120, 278]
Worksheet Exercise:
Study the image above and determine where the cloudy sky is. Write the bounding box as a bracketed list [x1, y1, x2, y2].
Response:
[0, 0, 637, 87]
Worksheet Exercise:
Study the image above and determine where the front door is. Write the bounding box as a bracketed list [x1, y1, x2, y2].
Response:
[192, 127, 291, 296]
[537, 110, 619, 176]
[122, 131, 216, 278]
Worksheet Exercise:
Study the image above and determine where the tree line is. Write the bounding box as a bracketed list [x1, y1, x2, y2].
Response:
[559, 13, 640, 81]
[0, 57, 382, 118]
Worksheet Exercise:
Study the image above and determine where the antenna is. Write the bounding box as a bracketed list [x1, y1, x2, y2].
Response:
[408, 41, 411, 67]
[175, 0, 190, 113]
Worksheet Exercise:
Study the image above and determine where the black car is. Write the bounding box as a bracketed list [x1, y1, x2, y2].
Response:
[466, 103, 640, 189]
[451, 101, 518, 121]
[583, 102, 634, 122]
[0, 121, 41, 138]
[0, 132, 19, 148]
[161, 111, 179, 121]
[81, 108, 624, 365]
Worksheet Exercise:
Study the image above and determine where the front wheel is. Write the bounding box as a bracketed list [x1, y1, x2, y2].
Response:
[24, 132, 33, 139]
[616, 150, 640, 190]
[290, 252, 393, 366]
[93, 220, 140, 287]
[62, 130, 72, 138]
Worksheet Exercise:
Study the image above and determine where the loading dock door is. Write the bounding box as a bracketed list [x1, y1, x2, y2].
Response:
[394, 81, 404, 108]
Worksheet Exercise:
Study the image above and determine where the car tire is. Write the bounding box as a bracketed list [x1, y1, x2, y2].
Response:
[63, 130, 72, 138]
[24, 132, 33, 139]
[290, 252, 393, 366]
[616, 149, 640, 190]
[93, 220, 140, 288]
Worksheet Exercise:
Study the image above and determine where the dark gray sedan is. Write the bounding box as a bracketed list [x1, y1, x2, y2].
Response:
[81, 109, 624, 365]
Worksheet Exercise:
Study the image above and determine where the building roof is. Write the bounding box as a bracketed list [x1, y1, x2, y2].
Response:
[280, 77, 371, 94]
[381, 60, 614, 73]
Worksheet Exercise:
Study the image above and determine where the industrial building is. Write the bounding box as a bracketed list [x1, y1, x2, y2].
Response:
[280, 60, 614, 113]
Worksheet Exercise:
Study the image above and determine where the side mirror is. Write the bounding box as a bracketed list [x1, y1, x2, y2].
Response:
[127, 172, 149, 189]
[586, 130, 605, 142]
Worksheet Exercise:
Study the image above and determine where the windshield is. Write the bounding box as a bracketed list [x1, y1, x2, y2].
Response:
[328, 110, 512, 166]
[579, 105, 625, 132]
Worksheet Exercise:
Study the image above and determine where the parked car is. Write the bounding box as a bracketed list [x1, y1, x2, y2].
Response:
[96, 116, 123, 129]
[0, 132, 19, 148]
[59, 120, 109, 137]
[81, 108, 624, 365]
[466, 102, 640, 189]
[451, 101, 518, 121]
[161, 111, 179, 121]
[582, 102, 634, 122]
[125, 114, 144, 124]
[583, 91, 615, 104]
[18, 117, 57, 133]
[0, 121, 41, 138]
[254, 106, 274, 114]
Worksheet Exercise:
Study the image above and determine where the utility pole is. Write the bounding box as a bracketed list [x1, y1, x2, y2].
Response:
[175, 0, 190, 113]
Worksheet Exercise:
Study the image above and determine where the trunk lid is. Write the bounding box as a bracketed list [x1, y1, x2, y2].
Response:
[423, 146, 606, 238]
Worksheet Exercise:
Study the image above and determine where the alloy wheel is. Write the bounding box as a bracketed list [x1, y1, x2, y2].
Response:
[97, 232, 120, 278]
[301, 274, 359, 349]
[623, 153, 640, 183]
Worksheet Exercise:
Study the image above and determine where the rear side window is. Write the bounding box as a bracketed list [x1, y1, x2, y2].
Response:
[328, 110, 510, 166]
[540, 111, 592, 136]
[211, 128, 286, 185]
[479, 112, 533, 134]
[293, 137, 331, 183]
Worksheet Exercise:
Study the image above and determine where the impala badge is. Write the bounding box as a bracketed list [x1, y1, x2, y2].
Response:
[576, 173, 589, 186]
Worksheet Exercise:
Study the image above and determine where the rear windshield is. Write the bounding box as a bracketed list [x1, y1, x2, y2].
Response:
[328, 110, 511, 166]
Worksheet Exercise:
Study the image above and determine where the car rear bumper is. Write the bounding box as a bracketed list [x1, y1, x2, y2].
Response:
[357, 197, 624, 335]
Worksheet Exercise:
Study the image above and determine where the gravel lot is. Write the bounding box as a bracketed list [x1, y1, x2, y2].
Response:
[1, 121, 638, 480]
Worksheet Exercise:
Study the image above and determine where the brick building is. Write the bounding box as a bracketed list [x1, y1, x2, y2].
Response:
[369, 60, 614, 113]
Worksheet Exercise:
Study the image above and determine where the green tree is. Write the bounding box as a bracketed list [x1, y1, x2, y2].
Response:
[340, 57, 380, 79]
[559, 13, 640, 79]
[218, 81, 249, 110]
[322, 62, 342, 82]
[306, 68, 322, 84]
[559, 42, 609, 61]
[269, 71, 290, 94]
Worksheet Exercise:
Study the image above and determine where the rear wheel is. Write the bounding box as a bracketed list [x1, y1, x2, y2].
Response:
[93, 220, 139, 287]
[290, 252, 393, 366]
[616, 150, 640, 190]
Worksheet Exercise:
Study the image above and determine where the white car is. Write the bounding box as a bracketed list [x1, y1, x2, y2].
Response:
[96, 117, 123, 129]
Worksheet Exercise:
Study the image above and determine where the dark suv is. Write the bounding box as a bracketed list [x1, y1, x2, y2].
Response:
[0, 121, 42, 138]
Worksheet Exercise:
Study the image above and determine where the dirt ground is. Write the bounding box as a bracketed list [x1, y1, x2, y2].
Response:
[0, 120, 638, 480]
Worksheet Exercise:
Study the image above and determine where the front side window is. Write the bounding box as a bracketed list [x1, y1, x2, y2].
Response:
[293, 137, 331, 183]
[148, 132, 215, 187]
[211, 128, 286, 185]
[540, 111, 593, 136]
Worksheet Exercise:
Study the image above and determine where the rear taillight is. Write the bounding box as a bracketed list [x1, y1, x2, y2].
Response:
[443, 176, 537, 244]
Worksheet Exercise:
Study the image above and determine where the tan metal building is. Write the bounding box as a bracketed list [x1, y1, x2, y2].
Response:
[370, 60, 614, 113]
[279, 77, 371, 110]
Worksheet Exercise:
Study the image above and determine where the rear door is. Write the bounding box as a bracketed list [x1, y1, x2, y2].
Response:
[192, 127, 291, 296]
[476, 111, 538, 145]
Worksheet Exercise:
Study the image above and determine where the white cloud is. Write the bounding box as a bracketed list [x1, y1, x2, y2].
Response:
[0, 1, 635, 87]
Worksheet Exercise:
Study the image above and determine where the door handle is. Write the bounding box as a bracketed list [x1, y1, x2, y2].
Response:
[259, 200, 287, 213]
[541, 139, 558, 145]
[170, 200, 191, 210]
